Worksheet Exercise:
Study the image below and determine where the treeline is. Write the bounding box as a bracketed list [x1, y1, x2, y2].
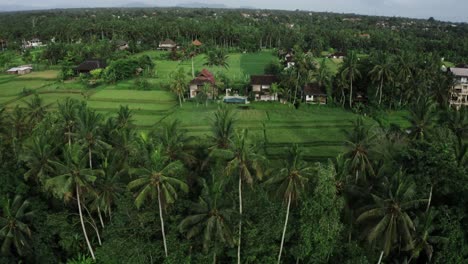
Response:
[0, 95, 466, 263]
[1, 8, 468, 61]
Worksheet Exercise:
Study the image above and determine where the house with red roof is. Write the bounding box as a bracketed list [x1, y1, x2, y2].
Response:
[189, 69, 216, 99]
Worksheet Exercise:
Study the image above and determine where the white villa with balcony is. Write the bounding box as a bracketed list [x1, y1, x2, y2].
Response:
[449, 67, 468, 108]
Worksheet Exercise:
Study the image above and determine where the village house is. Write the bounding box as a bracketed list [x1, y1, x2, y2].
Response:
[250, 75, 279, 101]
[189, 69, 216, 99]
[192, 39, 203, 47]
[328, 52, 346, 59]
[115, 40, 129, 51]
[158, 39, 177, 50]
[75, 59, 107, 74]
[6, 65, 32, 75]
[285, 53, 295, 69]
[23, 38, 43, 49]
[449, 67, 468, 108]
[303, 83, 327, 104]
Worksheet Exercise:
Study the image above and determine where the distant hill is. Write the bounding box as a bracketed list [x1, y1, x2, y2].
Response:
[121, 2, 155, 8]
[0, 4, 44, 12]
[176, 2, 229, 9]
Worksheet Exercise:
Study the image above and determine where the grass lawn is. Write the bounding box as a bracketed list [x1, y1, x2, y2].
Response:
[0, 79, 54, 96]
[90, 89, 176, 102]
[86, 100, 175, 112]
[136, 50, 278, 85]
[5, 93, 85, 108]
[17, 70, 59, 80]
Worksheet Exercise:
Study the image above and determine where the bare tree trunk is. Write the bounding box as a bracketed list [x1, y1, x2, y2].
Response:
[84, 204, 102, 246]
[76, 185, 95, 260]
[377, 250, 384, 264]
[277, 193, 292, 264]
[191, 56, 195, 79]
[88, 147, 93, 170]
[426, 185, 433, 212]
[213, 252, 216, 264]
[98, 207, 105, 228]
[237, 174, 242, 264]
[293, 72, 300, 106]
[157, 184, 168, 257]
[349, 79, 353, 108]
[379, 78, 384, 105]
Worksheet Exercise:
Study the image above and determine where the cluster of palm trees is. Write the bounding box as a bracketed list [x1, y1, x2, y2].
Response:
[0, 92, 466, 262]
[276, 48, 453, 109]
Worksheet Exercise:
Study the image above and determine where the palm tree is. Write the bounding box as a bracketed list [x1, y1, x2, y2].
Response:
[212, 129, 265, 264]
[369, 52, 394, 105]
[152, 120, 196, 165]
[0, 195, 35, 257]
[115, 105, 134, 130]
[128, 149, 188, 258]
[406, 97, 436, 140]
[179, 176, 235, 263]
[204, 49, 229, 69]
[76, 106, 109, 169]
[25, 94, 48, 125]
[409, 210, 447, 263]
[265, 145, 314, 264]
[270, 83, 282, 102]
[21, 135, 55, 184]
[90, 152, 126, 223]
[316, 58, 333, 90]
[8, 106, 29, 141]
[341, 51, 361, 108]
[344, 117, 375, 183]
[58, 98, 80, 146]
[46, 144, 99, 260]
[356, 171, 427, 257]
[200, 82, 212, 107]
[211, 106, 237, 149]
[442, 107, 468, 142]
[170, 68, 188, 107]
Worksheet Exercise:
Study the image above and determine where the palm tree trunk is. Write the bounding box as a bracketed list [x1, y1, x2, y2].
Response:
[192, 56, 195, 79]
[277, 193, 292, 264]
[98, 207, 105, 228]
[178, 94, 182, 107]
[237, 174, 242, 264]
[83, 204, 102, 246]
[426, 185, 433, 212]
[67, 127, 72, 147]
[157, 184, 168, 257]
[379, 78, 384, 105]
[293, 72, 300, 106]
[88, 147, 92, 170]
[213, 252, 216, 264]
[349, 79, 353, 108]
[76, 185, 96, 260]
[377, 250, 384, 264]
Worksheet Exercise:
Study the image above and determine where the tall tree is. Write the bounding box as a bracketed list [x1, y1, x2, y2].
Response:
[212, 129, 265, 264]
[356, 171, 427, 257]
[179, 176, 235, 263]
[340, 51, 361, 108]
[128, 148, 188, 257]
[265, 145, 314, 264]
[170, 68, 189, 107]
[406, 97, 436, 140]
[369, 52, 394, 105]
[46, 144, 99, 260]
[210, 106, 237, 149]
[0, 195, 35, 257]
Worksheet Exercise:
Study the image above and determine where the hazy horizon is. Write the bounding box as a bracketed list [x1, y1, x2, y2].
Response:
[0, 0, 467, 23]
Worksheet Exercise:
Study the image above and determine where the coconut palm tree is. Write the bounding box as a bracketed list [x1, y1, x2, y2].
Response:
[24, 94, 48, 125]
[115, 105, 134, 130]
[406, 97, 436, 140]
[212, 129, 265, 264]
[369, 52, 394, 105]
[441, 106, 468, 142]
[0, 195, 35, 257]
[356, 171, 427, 257]
[58, 98, 80, 147]
[340, 51, 361, 108]
[344, 117, 376, 183]
[210, 106, 237, 149]
[409, 210, 447, 263]
[170, 68, 189, 107]
[128, 148, 188, 258]
[90, 152, 126, 223]
[179, 176, 235, 263]
[152, 120, 196, 165]
[46, 144, 99, 260]
[21, 135, 56, 184]
[265, 145, 314, 264]
[76, 106, 109, 169]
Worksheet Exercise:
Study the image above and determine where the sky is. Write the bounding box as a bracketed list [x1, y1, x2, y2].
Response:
[0, 0, 467, 22]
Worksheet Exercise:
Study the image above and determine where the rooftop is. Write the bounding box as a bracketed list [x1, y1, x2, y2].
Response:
[250, 75, 278, 85]
[450, 67, 468, 77]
